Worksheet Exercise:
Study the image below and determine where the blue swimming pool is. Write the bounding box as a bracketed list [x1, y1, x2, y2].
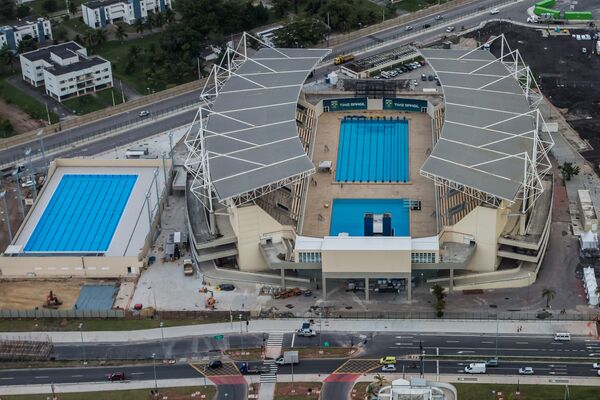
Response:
[330, 198, 410, 237]
[336, 116, 409, 183]
[24, 174, 137, 252]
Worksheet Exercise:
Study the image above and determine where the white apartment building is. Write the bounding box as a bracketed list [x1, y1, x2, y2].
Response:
[0, 17, 52, 52]
[82, 0, 173, 29]
[20, 42, 113, 102]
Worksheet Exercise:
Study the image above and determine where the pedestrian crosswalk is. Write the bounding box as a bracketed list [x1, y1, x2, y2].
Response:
[261, 332, 285, 383]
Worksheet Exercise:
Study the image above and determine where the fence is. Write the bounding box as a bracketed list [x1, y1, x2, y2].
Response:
[0, 309, 248, 321]
[322, 0, 516, 61]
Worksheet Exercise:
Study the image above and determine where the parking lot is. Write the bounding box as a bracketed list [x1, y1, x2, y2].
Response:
[372, 61, 441, 92]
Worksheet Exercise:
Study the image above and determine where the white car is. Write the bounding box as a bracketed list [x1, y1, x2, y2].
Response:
[446, 26, 455, 33]
[518, 367, 534, 375]
[139, 110, 151, 117]
[593, 363, 600, 369]
[435, 15, 444, 20]
[405, 25, 413, 31]
[21, 179, 35, 188]
[297, 328, 316, 337]
[490, 8, 499, 15]
[382, 364, 397, 372]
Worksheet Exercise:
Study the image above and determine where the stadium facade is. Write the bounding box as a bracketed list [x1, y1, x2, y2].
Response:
[185, 34, 554, 299]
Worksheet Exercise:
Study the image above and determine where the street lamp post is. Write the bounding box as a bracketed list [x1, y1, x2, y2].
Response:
[37, 129, 47, 171]
[161, 152, 169, 206]
[239, 314, 244, 357]
[160, 321, 165, 357]
[168, 131, 175, 171]
[24, 147, 37, 200]
[78, 323, 86, 365]
[153, 169, 161, 222]
[0, 191, 12, 242]
[145, 192, 153, 240]
[12, 170, 24, 220]
[152, 353, 158, 392]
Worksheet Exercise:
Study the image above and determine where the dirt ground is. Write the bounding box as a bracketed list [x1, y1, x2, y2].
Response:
[0, 280, 83, 309]
[275, 382, 322, 399]
[0, 98, 45, 134]
[466, 22, 600, 170]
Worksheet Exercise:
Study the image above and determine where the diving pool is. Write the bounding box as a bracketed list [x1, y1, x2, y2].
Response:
[330, 198, 410, 237]
[24, 174, 137, 252]
[336, 116, 409, 183]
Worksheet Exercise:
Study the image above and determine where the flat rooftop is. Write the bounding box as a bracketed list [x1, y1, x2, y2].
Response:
[301, 110, 437, 239]
[12, 165, 166, 257]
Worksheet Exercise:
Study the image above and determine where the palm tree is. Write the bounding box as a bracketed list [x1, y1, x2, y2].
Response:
[115, 24, 128, 42]
[68, 0, 77, 15]
[0, 44, 16, 72]
[154, 12, 165, 28]
[164, 8, 175, 24]
[144, 14, 154, 32]
[93, 29, 107, 48]
[559, 162, 580, 181]
[372, 373, 388, 389]
[128, 44, 140, 60]
[542, 287, 556, 309]
[364, 383, 376, 400]
[82, 28, 96, 49]
[134, 18, 145, 36]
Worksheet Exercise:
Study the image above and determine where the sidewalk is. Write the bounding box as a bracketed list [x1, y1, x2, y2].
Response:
[1, 319, 596, 344]
[1, 372, 599, 396]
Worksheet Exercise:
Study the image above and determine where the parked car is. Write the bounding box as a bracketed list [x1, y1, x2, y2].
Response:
[382, 364, 397, 372]
[379, 356, 397, 365]
[518, 367, 534, 375]
[106, 372, 126, 381]
[216, 283, 235, 291]
[428, 75, 434, 81]
[21, 179, 35, 188]
[208, 360, 223, 369]
[139, 110, 151, 117]
[421, 74, 427, 81]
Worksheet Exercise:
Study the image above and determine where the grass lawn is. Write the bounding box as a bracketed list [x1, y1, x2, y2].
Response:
[63, 15, 93, 36]
[275, 382, 321, 400]
[284, 347, 358, 359]
[454, 383, 600, 400]
[25, 0, 87, 17]
[1, 385, 216, 400]
[96, 34, 163, 94]
[0, 317, 230, 332]
[62, 88, 125, 115]
[0, 79, 58, 123]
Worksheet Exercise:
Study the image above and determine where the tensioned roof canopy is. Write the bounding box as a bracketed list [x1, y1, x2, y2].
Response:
[205, 47, 330, 201]
[420, 48, 535, 202]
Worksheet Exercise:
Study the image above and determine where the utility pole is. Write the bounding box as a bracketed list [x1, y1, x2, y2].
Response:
[120, 81, 125, 103]
[45, 102, 51, 125]
[78, 323, 86, 365]
[239, 314, 244, 358]
[495, 315, 499, 360]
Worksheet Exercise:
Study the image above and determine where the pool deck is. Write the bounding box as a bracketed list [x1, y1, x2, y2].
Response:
[13, 166, 166, 257]
[302, 110, 437, 239]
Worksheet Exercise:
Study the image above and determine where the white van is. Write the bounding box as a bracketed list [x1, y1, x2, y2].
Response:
[554, 332, 571, 341]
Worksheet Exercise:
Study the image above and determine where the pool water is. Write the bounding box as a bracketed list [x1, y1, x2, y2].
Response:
[335, 116, 409, 183]
[330, 198, 410, 237]
[24, 174, 137, 253]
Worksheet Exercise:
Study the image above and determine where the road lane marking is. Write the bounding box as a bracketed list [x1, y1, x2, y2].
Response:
[0, 377, 14, 380]
[481, 341, 494, 344]
[446, 340, 459, 343]
[34, 376, 49, 379]
[130, 372, 145, 375]
[515, 342, 529, 345]
[291, 333, 296, 348]
[394, 343, 414, 346]
[71, 375, 83, 377]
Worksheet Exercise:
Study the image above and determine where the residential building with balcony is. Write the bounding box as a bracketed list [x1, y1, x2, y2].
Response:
[82, 0, 173, 29]
[19, 42, 113, 102]
[0, 17, 52, 52]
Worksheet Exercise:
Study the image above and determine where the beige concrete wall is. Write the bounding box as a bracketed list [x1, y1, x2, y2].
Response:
[322, 249, 411, 274]
[228, 204, 286, 272]
[449, 205, 509, 272]
[0, 256, 141, 278]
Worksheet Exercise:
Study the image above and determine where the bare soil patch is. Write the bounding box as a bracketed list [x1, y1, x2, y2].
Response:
[0, 280, 83, 309]
[0, 97, 45, 134]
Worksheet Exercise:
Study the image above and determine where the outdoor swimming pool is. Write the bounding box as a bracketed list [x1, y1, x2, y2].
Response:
[330, 198, 410, 237]
[24, 174, 137, 252]
[335, 116, 409, 183]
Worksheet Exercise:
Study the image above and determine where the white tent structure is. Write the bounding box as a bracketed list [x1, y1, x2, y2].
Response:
[580, 230, 598, 250]
[583, 267, 599, 307]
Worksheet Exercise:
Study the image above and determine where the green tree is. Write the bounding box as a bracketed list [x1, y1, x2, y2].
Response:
[134, 18, 145, 35]
[41, 0, 59, 14]
[115, 24, 128, 42]
[0, 43, 17, 72]
[0, 0, 16, 21]
[53, 25, 68, 42]
[431, 283, 446, 317]
[0, 119, 14, 138]
[128, 44, 140, 60]
[93, 29, 107, 47]
[154, 12, 165, 28]
[164, 8, 175, 24]
[542, 287, 556, 309]
[17, 36, 37, 53]
[68, 0, 77, 15]
[16, 4, 30, 18]
[82, 28, 96, 49]
[558, 162, 580, 181]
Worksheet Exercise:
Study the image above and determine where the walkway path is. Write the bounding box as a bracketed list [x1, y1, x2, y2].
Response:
[1, 319, 595, 344]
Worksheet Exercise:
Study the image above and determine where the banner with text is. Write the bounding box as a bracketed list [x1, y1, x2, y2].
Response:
[383, 98, 428, 112]
[323, 98, 368, 112]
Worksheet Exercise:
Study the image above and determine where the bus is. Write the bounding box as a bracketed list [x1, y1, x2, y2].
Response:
[125, 148, 149, 159]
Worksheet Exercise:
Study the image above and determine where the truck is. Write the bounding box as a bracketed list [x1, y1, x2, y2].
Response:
[183, 259, 194, 276]
[275, 351, 299, 365]
[464, 363, 486, 374]
[239, 362, 269, 375]
[334, 54, 354, 65]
